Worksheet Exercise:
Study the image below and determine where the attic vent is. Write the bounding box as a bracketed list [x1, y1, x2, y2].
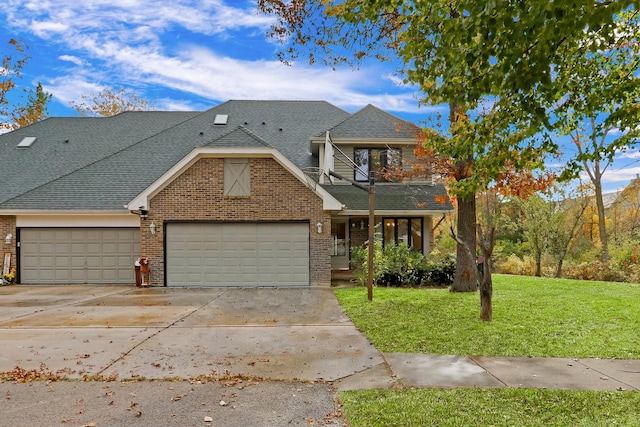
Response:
[214, 114, 228, 125]
[17, 136, 37, 148]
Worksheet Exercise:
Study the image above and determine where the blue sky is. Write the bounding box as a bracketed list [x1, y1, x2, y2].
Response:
[1, 0, 639, 193]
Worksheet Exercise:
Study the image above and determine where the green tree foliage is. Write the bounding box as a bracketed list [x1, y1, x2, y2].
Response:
[554, 11, 640, 263]
[515, 184, 590, 278]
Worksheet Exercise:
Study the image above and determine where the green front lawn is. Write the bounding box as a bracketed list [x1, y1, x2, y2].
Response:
[335, 275, 640, 426]
[341, 388, 640, 427]
[334, 275, 640, 358]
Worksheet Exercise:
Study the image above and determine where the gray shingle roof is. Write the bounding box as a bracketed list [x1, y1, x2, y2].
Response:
[325, 104, 419, 139]
[0, 100, 448, 213]
[321, 183, 453, 212]
[204, 126, 272, 148]
[0, 112, 200, 207]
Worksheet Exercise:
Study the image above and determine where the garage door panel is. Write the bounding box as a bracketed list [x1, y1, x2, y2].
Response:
[55, 257, 69, 268]
[166, 222, 309, 287]
[71, 243, 85, 254]
[20, 228, 140, 284]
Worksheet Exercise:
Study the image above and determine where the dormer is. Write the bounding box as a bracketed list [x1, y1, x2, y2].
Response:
[311, 105, 431, 185]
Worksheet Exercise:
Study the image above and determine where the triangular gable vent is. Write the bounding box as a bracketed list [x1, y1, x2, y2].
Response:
[17, 137, 37, 148]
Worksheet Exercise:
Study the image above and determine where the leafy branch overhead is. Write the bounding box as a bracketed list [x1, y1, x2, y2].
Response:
[259, 0, 635, 191]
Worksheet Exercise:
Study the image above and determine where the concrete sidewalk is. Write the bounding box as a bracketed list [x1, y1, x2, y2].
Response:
[334, 353, 640, 391]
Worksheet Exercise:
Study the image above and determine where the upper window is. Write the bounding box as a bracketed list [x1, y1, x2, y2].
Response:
[224, 158, 250, 196]
[354, 148, 401, 182]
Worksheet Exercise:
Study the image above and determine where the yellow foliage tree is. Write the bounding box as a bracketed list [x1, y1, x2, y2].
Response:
[71, 87, 152, 117]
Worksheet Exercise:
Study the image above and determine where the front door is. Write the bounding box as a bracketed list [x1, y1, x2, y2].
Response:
[331, 219, 349, 269]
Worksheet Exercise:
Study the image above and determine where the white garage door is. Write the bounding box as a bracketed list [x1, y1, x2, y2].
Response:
[166, 222, 310, 287]
[20, 228, 140, 284]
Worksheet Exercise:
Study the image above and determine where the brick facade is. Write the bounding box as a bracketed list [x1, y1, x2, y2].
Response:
[0, 215, 16, 276]
[144, 156, 331, 287]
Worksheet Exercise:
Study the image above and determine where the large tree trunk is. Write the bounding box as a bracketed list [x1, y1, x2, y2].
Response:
[449, 100, 477, 293]
[451, 194, 478, 292]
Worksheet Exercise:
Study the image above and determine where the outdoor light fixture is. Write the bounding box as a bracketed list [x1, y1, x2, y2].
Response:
[149, 221, 156, 235]
[4, 233, 12, 245]
[316, 221, 323, 234]
[139, 208, 148, 221]
[360, 220, 365, 230]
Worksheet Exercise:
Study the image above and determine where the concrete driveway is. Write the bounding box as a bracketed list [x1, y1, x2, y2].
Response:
[0, 285, 385, 382]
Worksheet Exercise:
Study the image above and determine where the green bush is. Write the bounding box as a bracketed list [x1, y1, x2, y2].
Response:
[350, 242, 455, 287]
[422, 253, 456, 286]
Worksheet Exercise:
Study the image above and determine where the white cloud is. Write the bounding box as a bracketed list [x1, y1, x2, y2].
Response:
[30, 20, 69, 37]
[580, 166, 640, 187]
[58, 55, 86, 66]
[616, 149, 640, 160]
[4, 0, 434, 116]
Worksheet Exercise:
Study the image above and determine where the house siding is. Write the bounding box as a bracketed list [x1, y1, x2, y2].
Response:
[144, 157, 331, 287]
[331, 144, 431, 184]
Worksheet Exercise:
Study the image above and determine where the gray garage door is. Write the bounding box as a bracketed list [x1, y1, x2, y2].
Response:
[166, 222, 310, 287]
[20, 228, 140, 284]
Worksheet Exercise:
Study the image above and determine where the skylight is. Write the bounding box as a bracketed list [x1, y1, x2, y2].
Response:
[214, 114, 228, 125]
[17, 137, 36, 148]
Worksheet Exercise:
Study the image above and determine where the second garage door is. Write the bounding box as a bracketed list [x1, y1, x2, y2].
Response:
[20, 228, 140, 284]
[166, 222, 310, 287]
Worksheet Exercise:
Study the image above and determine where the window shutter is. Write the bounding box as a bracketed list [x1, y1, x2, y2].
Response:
[224, 159, 250, 196]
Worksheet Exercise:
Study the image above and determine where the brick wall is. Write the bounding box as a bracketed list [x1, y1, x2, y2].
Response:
[144, 157, 331, 287]
[0, 215, 16, 278]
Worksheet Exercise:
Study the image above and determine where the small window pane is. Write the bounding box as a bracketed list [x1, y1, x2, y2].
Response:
[411, 218, 423, 252]
[354, 149, 369, 181]
[398, 219, 409, 246]
[383, 218, 396, 246]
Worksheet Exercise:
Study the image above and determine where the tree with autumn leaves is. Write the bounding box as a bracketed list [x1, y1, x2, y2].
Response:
[258, 0, 638, 321]
[1, 39, 52, 130]
[70, 87, 153, 117]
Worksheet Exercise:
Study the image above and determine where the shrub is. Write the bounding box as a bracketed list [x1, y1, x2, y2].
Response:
[563, 261, 628, 282]
[351, 242, 455, 287]
[422, 253, 456, 287]
[496, 254, 537, 276]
